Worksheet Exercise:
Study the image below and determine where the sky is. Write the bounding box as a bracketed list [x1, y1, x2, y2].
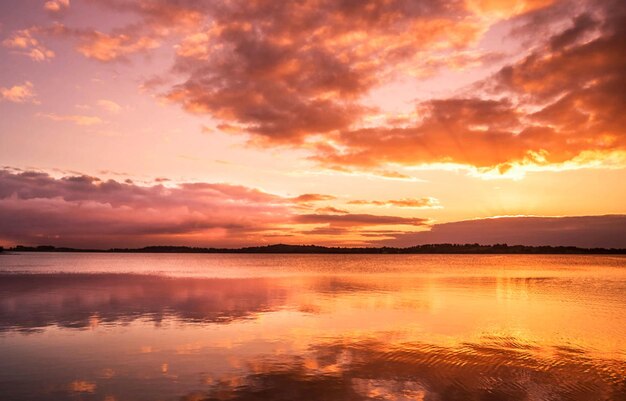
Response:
[0, 0, 625, 248]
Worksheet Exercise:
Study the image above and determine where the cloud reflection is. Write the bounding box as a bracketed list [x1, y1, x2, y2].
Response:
[189, 338, 626, 401]
[0, 273, 399, 333]
[0, 274, 289, 332]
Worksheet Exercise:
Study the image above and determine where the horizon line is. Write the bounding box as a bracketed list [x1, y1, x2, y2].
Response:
[3, 243, 626, 255]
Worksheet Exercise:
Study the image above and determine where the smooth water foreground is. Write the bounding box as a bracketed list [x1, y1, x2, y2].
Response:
[0, 253, 625, 401]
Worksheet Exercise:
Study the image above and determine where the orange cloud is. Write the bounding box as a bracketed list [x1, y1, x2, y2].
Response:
[97, 99, 122, 113]
[40, 23, 161, 62]
[315, 206, 350, 215]
[348, 198, 441, 208]
[32, 0, 205, 63]
[160, 0, 626, 176]
[70, 31, 159, 62]
[44, 0, 70, 13]
[293, 214, 426, 227]
[0, 81, 38, 104]
[158, 0, 486, 142]
[2, 28, 55, 61]
[37, 112, 104, 126]
[91, 0, 204, 31]
[68, 380, 96, 393]
[312, 98, 533, 169]
[466, 0, 555, 18]
[291, 194, 337, 203]
[312, 3, 626, 175]
[5, 0, 624, 179]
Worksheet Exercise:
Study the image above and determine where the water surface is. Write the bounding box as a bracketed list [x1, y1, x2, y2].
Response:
[0, 253, 625, 400]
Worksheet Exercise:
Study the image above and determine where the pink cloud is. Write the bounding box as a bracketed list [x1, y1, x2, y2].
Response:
[0, 169, 429, 248]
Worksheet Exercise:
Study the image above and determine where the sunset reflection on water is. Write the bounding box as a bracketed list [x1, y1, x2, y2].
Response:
[0, 254, 625, 401]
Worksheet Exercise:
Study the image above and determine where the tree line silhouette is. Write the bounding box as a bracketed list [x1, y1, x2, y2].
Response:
[3, 243, 626, 254]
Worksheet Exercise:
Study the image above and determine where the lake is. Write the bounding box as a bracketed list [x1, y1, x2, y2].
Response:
[0, 253, 625, 401]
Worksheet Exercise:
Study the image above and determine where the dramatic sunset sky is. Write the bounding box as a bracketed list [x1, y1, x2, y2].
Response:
[0, 0, 625, 248]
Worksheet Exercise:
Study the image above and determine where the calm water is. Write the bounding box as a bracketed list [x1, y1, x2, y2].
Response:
[0, 253, 625, 401]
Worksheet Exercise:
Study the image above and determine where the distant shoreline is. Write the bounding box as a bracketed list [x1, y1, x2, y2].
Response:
[2, 244, 626, 255]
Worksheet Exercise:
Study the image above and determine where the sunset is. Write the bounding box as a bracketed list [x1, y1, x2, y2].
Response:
[1, 1, 625, 400]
